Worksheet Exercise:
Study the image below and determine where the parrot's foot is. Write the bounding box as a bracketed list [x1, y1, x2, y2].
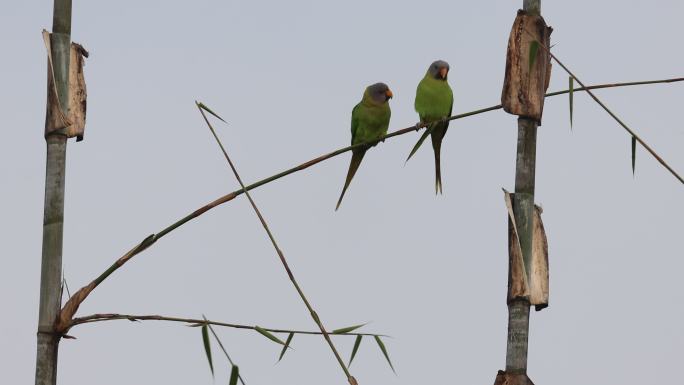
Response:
[414, 122, 423, 131]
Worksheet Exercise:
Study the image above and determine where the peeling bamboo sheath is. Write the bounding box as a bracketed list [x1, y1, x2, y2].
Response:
[36, 2, 72, 385]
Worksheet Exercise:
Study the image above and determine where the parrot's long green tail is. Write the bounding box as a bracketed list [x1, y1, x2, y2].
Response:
[431, 127, 446, 195]
[433, 143, 442, 194]
[335, 149, 366, 211]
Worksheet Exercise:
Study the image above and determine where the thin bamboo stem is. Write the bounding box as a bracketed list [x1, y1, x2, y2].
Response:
[545, 77, 684, 97]
[548, 54, 684, 184]
[69, 313, 384, 337]
[504, 0, 541, 376]
[505, 117, 537, 374]
[35, 1, 72, 385]
[56, 76, 684, 334]
[197, 103, 356, 385]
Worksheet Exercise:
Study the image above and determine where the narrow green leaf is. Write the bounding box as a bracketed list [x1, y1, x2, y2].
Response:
[569, 76, 574, 129]
[197, 101, 227, 123]
[201, 324, 214, 376]
[631, 135, 637, 175]
[229, 365, 239, 385]
[374, 335, 395, 373]
[277, 332, 295, 362]
[348, 335, 363, 367]
[254, 326, 285, 345]
[528, 40, 539, 73]
[332, 323, 366, 335]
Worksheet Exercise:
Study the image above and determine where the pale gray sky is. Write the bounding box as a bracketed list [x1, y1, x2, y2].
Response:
[3, 1, 684, 384]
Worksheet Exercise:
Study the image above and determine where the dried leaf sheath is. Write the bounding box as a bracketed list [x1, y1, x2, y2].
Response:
[43, 30, 88, 140]
[504, 190, 549, 308]
[501, 10, 553, 123]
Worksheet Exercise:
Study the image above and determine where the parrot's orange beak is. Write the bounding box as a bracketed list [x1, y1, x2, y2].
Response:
[385, 89, 393, 99]
[439, 67, 448, 79]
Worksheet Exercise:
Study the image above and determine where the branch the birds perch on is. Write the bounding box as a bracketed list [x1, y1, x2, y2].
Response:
[56, 76, 684, 336]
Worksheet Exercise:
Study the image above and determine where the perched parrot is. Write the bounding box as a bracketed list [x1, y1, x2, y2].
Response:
[407, 60, 454, 194]
[335, 82, 393, 210]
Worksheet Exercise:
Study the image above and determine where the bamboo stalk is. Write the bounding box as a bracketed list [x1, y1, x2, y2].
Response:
[69, 313, 384, 337]
[505, 118, 536, 374]
[35, 1, 72, 385]
[197, 103, 357, 385]
[56, 76, 684, 333]
[504, 0, 541, 375]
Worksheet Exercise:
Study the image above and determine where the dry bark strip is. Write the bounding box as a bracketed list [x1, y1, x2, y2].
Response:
[43, 30, 88, 140]
[501, 10, 552, 123]
[504, 190, 549, 309]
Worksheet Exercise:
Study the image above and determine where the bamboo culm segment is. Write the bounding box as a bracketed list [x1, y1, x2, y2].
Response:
[35, 1, 73, 385]
[503, 0, 542, 378]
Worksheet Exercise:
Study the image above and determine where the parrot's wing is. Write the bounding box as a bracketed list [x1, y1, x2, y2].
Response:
[442, 103, 453, 131]
[445, 86, 454, 129]
[350, 103, 361, 145]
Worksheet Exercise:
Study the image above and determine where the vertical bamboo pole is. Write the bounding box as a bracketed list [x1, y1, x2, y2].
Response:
[505, 0, 540, 375]
[35, 1, 72, 385]
[505, 119, 536, 373]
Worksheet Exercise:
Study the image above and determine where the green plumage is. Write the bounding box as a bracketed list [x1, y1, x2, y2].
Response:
[336, 83, 392, 210]
[408, 62, 454, 194]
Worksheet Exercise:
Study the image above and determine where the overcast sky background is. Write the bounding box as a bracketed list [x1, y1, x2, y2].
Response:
[2, 1, 684, 384]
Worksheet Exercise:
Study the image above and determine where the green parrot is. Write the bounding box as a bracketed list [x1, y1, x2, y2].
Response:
[407, 60, 454, 194]
[335, 82, 393, 210]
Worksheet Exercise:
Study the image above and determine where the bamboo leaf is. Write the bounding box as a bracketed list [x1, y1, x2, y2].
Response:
[348, 335, 363, 367]
[197, 101, 227, 123]
[528, 40, 539, 72]
[332, 323, 366, 335]
[277, 332, 294, 362]
[374, 335, 395, 373]
[229, 365, 239, 385]
[631, 135, 637, 175]
[201, 324, 214, 376]
[569, 76, 574, 129]
[254, 326, 285, 345]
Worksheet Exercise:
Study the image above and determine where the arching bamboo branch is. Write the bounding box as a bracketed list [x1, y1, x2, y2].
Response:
[57, 77, 684, 334]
